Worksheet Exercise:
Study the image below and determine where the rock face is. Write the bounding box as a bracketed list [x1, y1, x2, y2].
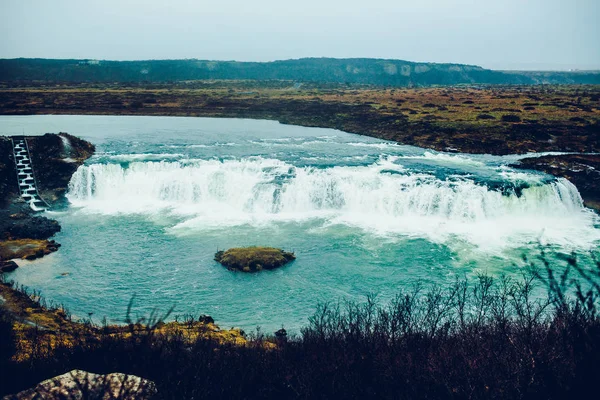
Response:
[0, 239, 60, 262]
[0, 137, 18, 208]
[3, 370, 157, 400]
[513, 154, 600, 212]
[27, 133, 95, 204]
[0, 212, 61, 240]
[215, 247, 296, 272]
[0, 133, 95, 206]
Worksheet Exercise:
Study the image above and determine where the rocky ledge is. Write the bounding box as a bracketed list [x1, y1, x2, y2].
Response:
[0, 133, 94, 268]
[1, 133, 94, 208]
[215, 247, 296, 272]
[512, 154, 600, 212]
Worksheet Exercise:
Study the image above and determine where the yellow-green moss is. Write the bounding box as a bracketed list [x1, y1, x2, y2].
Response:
[215, 247, 295, 272]
[0, 239, 55, 260]
[0, 282, 247, 361]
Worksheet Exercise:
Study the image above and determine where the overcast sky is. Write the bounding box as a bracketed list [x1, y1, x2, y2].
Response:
[1, 0, 598, 70]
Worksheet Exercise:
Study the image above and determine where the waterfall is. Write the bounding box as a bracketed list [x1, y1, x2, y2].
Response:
[67, 158, 599, 249]
[59, 134, 76, 162]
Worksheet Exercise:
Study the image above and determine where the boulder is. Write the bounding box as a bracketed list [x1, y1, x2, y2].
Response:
[198, 314, 215, 324]
[215, 247, 295, 272]
[3, 370, 157, 400]
[0, 260, 18, 273]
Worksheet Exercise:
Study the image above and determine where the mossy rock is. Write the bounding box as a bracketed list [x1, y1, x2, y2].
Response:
[214, 247, 295, 272]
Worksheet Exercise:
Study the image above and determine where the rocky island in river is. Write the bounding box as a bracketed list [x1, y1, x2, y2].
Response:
[215, 247, 296, 272]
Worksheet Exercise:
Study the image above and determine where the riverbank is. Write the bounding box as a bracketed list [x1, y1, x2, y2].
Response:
[2, 82, 599, 155]
[2, 265, 600, 399]
[0, 279, 246, 363]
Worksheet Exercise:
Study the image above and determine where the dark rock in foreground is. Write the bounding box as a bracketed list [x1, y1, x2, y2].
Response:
[215, 247, 296, 272]
[512, 154, 600, 212]
[3, 369, 157, 400]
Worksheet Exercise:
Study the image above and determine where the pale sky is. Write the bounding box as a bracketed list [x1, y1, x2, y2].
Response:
[1, 0, 599, 70]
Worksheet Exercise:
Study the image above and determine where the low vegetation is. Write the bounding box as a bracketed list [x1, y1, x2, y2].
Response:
[215, 246, 295, 272]
[1, 252, 600, 399]
[1, 82, 598, 155]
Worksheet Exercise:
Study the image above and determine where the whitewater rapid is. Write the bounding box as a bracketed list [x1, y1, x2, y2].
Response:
[67, 157, 600, 251]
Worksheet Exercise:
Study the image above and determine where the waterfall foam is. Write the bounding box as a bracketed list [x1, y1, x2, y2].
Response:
[67, 158, 600, 250]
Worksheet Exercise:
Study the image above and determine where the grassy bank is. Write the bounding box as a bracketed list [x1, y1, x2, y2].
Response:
[1, 82, 599, 155]
[1, 253, 599, 399]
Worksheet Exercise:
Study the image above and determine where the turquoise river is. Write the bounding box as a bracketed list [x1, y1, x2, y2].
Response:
[2, 115, 599, 332]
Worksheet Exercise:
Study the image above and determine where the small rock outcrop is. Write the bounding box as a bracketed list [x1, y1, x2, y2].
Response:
[0, 260, 18, 273]
[2, 370, 157, 400]
[0, 210, 61, 265]
[513, 154, 600, 212]
[215, 247, 296, 272]
[275, 328, 288, 341]
[1, 212, 61, 240]
[27, 133, 95, 204]
[198, 314, 215, 324]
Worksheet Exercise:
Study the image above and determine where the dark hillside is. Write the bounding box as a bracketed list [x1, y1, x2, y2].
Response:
[2, 58, 599, 86]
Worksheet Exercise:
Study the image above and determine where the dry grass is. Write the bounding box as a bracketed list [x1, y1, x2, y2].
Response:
[3, 83, 598, 125]
[2, 254, 600, 399]
[2, 82, 599, 155]
[0, 281, 247, 363]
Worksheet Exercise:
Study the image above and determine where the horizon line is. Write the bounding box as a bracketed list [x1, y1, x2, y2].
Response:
[2, 57, 600, 73]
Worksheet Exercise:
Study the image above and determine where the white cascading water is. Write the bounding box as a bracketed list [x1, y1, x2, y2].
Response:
[67, 158, 600, 250]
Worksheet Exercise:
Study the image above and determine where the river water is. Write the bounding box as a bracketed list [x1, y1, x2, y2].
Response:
[2, 115, 599, 331]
